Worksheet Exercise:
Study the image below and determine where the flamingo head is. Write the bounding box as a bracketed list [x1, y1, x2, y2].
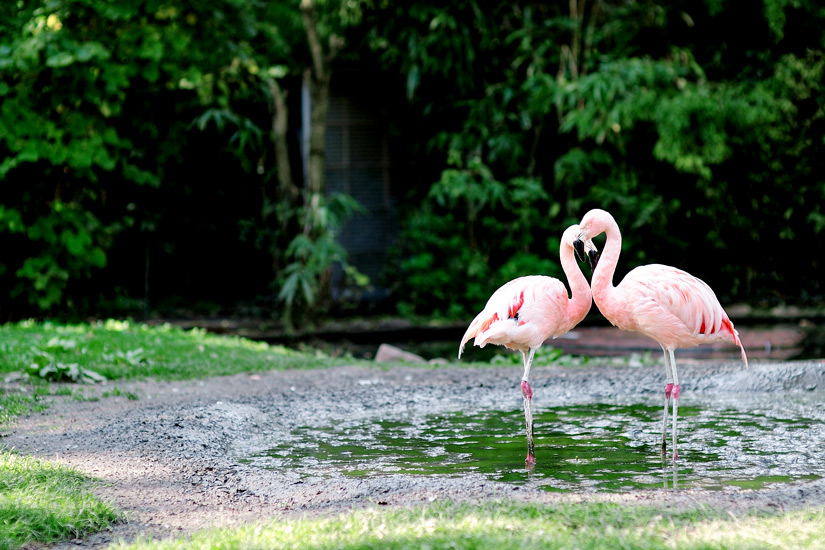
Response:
[577, 209, 618, 268]
[577, 209, 615, 240]
[564, 224, 599, 269]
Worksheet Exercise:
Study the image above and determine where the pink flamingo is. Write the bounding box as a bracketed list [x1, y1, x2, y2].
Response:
[577, 209, 748, 460]
[458, 224, 597, 465]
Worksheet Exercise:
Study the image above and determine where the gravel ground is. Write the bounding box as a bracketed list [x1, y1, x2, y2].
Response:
[4, 359, 825, 548]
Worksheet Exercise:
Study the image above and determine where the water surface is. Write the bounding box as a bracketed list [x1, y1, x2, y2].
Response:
[244, 396, 825, 492]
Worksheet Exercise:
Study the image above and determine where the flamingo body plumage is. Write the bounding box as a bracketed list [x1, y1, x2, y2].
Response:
[459, 275, 578, 355]
[577, 209, 748, 460]
[606, 264, 747, 360]
[459, 224, 595, 465]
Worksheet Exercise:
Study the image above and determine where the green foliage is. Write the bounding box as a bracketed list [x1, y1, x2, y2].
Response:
[0, 1, 192, 315]
[0, 0, 369, 321]
[394, 157, 566, 318]
[10, 201, 115, 310]
[26, 357, 107, 384]
[394, 208, 484, 319]
[368, 0, 825, 315]
[27, 338, 108, 384]
[278, 193, 367, 330]
[1, 0, 823, 320]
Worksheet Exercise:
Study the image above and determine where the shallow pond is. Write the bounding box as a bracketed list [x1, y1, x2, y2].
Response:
[243, 393, 825, 492]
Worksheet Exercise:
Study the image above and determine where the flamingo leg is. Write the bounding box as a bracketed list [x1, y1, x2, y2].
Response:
[670, 349, 680, 461]
[661, 348, 675, 457]
[520, 348, 537, 465]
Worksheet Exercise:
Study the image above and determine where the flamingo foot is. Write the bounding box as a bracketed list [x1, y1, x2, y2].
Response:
[525, 452, 536, 465]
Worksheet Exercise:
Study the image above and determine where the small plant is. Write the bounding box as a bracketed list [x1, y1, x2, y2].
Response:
[488, 346, 588, 367]
[277, 192, 367, 330]
[27, 352, 106, 384]
[103, 347, 147, 367]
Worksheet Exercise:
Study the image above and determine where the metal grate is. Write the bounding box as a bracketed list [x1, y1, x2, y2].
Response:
[324, 87, 396, 294]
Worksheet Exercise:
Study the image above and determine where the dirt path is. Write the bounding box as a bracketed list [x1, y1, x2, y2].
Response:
[5, 360, 825, 548]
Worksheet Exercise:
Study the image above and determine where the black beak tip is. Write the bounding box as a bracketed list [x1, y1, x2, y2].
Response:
[588, 249, 599, 270]
[573, 239, 585, 263]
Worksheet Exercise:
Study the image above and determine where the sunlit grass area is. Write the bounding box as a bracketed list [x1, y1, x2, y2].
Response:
[0, 452, 121, 550]
[0, 319, 353, 382]
[0, 319, 352, 549]
[118, 500, 825, 550]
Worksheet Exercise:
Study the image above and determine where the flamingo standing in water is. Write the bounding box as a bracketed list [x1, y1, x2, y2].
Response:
[458, 224, 598, 465]
[576, 209, 748, 460]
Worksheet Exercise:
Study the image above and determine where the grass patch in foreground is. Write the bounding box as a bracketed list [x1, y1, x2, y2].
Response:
[0, 451, 121, 550]
[118, 500, 825, 550]
[0, 319, 358, 382]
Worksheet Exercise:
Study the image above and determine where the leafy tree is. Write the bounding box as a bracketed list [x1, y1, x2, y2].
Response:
[0, 0, 368, 325]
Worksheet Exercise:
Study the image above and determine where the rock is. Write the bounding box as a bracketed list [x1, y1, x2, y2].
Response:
[374, 343, 426, 363]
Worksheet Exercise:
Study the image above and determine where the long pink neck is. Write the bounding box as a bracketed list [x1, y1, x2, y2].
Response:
[591, 216, 622, 318]
[559, 241, 592, 331]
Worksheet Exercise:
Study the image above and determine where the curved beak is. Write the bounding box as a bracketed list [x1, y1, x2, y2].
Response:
[573, 238, 586, 263]
[574, 235, 599, 270]
[588, 247, 599, 270]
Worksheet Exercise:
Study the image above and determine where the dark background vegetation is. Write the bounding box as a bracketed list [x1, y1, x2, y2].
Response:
[1, 0, 823, 328]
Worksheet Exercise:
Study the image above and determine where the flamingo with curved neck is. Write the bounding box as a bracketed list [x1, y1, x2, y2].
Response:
[578, 209, 748, 460]
[459, 224, 597, 465]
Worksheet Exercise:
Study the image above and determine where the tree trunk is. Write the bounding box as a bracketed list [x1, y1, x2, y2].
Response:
[300, 0, 342, 234]
[264, 76, 298, 203]
[304, 67, 329, 234]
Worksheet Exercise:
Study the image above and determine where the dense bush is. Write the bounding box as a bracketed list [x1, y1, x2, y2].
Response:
[0, 1, 261, 318]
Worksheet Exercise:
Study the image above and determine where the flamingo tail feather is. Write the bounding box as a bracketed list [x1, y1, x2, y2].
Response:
[723, 318, 748, 368]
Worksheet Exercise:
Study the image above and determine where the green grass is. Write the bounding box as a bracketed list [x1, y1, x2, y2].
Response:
[0, 319, 351, 382]
[0, 319, 356, 550]
[117, 500, 825, 550]
[2, 318, 334, 428]
[0, 388, 49, 426]
[0, 452, 121, 550]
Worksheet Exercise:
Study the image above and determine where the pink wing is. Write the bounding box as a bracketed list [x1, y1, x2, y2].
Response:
[620, 265, 747, 364]
[458, 275, 568, 357]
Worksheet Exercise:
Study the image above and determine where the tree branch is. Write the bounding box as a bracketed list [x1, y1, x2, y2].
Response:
[264, 76, 298, 201]
[300, 0, 326, 80]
